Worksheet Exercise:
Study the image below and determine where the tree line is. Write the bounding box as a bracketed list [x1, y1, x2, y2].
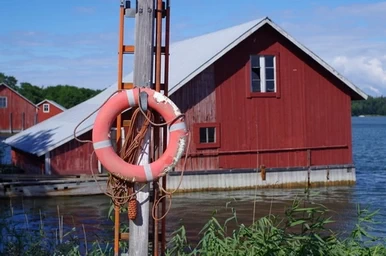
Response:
[0, 72, 103, 109]
[352, 96, 386, 116]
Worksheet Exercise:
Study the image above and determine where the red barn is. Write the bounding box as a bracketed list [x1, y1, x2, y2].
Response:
[36, 99, 66, 123]
[0, 83, 38, 133]
[4, 18, 367, 191]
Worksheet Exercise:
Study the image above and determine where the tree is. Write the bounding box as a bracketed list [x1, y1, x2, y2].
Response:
[18, 82, 44, 104]
[0, 73, 18, 91]
[351, 96, 386, 116]
[42, 85, 102, 109]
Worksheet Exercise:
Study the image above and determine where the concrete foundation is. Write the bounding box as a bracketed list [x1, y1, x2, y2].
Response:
[166, 165, 356, 193]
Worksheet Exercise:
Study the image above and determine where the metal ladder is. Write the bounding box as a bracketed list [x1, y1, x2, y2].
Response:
[114, 1, 171, 255]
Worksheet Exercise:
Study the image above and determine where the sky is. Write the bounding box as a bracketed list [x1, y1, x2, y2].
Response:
[1, 0, 386, 96]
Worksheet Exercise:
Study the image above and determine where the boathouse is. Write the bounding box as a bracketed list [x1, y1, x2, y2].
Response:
[36, 99, 66, 123]
[0, 83, 38, 133]
[4, 17, 367, 190]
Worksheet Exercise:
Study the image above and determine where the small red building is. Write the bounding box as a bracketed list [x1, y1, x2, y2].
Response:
[0, 83, 38, 133]
[4, 18, 367, 190]
[36, 99, 66, 123]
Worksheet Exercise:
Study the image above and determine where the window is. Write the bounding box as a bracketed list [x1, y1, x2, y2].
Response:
[250, 55, 276, 93]
[43, 103, 50, 113]
[200, 127, 216, 143]
[0, 96, 7, 108]
[194, 123, 220, 149]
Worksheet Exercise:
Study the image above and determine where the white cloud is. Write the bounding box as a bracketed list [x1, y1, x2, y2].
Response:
[369, 86, 381, 95]
[1, 1, 386, 97]
[277, 1, 386, 96]
[331, 56, 386, 96]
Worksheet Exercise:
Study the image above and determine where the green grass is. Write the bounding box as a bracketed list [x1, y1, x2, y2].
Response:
[165, 197, 386, 256]
[1, 195, 386, 255]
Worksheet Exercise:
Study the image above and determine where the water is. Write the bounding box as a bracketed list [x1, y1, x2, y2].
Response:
[0, 117, 386, 245]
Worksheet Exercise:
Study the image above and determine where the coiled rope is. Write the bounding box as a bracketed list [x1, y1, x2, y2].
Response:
[73, 87, 189, 221]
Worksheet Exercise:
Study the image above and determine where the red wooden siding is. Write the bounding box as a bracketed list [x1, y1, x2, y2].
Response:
[37, 101, 64, 122]
[50, 131, 98, 175]
[170, 65, 219, 171]
[12, 149, 44, 174]
[172, 24, 353, 171]
[0, 85, 37, 132]
[8, 23, 356, 176]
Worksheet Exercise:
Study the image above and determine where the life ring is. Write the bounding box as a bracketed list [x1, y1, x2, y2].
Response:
[92, 87, 187, 182]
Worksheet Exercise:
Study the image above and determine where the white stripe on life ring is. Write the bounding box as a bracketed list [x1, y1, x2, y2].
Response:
[169, 122, 186, 132]
[93, 140, 112, 150]
[143, 164, 154, 181]
[126, 90, 136, 107]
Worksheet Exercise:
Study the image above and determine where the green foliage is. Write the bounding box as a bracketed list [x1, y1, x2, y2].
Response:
[0, 72, 103, 108]
[1, 196, 386, 255]
[18, 82, 44, 104]
[43, 84, 103, 109]
[352, 96, 386, 116]
[165, 198, 386, 256]
[0, 72, 18, 90]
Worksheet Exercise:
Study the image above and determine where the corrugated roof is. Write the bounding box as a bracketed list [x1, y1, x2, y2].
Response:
[4, 17, 367, 156]
[37, 99, 67, 111]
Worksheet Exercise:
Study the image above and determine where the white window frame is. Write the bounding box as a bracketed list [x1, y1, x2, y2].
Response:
[0, 96, 7, 108]
[251, 55, 277, 93]
[43, 103, 50, 113]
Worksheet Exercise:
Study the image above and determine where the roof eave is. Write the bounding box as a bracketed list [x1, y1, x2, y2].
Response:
[265, 20, 368, 101]
[35, 124, 93, 157]
[0, 83, 38, 107]
[169, 17, 270, 95]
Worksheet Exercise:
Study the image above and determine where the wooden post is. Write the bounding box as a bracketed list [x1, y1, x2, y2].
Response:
[9, 113, 13, 134]
[22, 112, 25, 130]
[129, 0, 155, 256]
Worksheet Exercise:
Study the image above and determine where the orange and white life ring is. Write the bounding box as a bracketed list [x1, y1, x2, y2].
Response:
[92, 87, 187, 182]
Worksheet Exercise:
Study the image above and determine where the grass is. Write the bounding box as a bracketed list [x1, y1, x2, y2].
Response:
[165, 197, 386, 256]
[0, 202, 115, 256]
[1, 193, 386, 255]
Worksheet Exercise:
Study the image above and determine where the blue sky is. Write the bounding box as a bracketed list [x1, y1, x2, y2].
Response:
[1, 0, 386, 96]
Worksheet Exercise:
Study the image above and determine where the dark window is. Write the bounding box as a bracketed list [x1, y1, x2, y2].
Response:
[250, 55, 276, 93]
[194, 123, 220, 149]
[0, 97, 7, 108]
[199, 127, 216, 143]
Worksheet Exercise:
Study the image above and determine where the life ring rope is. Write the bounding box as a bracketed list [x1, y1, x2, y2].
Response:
[92, 87, 187, 183]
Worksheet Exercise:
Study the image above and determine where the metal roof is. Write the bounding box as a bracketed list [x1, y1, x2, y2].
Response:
[4, 17, 367, 156]
[37, 99, 67, 111]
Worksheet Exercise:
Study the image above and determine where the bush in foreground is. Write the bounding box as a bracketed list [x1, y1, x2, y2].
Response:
[165, 198, 386, 256]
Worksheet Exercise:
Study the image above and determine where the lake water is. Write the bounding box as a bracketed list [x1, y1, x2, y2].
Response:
[1, 116, 386, 247]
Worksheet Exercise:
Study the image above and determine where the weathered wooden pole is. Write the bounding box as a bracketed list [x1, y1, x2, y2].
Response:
[129, 0, 155, 255]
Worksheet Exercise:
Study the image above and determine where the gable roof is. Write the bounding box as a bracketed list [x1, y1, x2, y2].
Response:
[0, 83, 38, 108]
[37, 99, 67, 111]
[4, 17, 367, 156]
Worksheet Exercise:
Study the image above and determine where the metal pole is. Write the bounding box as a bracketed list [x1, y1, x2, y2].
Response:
[114, 2, 126, 255]
[161, 1, 171, 254]
[153, 0, 164, 255]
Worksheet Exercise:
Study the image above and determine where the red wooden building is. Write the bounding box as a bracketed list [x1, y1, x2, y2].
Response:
[36, 99, 66, 123]
[4, 18, 367, 190]
[0, 83, 38, 133]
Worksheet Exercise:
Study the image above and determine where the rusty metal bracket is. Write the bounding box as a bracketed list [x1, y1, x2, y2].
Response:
[260, 165, 266, 181]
